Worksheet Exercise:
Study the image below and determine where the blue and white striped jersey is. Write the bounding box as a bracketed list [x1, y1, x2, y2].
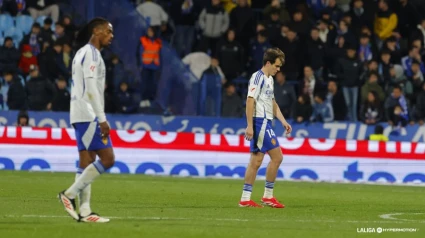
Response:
[247, 70, 274, 120]
[70, 44, 106, 124]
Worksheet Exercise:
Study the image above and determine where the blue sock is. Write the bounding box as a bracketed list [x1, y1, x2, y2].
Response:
[264, 181, 274, 198]
[241, 183, 253, 201]
[265, 181, 274, 189]
[243, 183, 253, 192]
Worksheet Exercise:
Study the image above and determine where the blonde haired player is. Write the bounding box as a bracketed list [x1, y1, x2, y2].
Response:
[239, 48, 292, 208]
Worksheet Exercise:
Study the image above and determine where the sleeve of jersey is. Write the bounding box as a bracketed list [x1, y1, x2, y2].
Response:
[83, 50, 107, 123]
[247, 73, 263, 100]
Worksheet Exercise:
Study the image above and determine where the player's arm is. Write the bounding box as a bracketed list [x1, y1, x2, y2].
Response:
[273, 99, 292, 134]
[273, 99, 287, 124]
[246, 75, 263, 127]
[245, 75, 263, 140]
[83, 50, 107, 123]
[246, 97, 255, 129]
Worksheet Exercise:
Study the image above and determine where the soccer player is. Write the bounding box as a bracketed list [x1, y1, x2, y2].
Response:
[239, 48, 292, 208]
[58, 17, 115, 223]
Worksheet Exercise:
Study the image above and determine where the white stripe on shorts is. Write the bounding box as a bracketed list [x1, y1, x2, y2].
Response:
[256, 118, 268, 150]
[81, 122, 97, 149]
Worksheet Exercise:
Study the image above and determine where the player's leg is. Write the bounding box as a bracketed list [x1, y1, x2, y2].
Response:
[261, 146, 285, 208]
[77, 148, 114, 223]
[64, 147, 114, 201]
[239, 152, 265, 207]
[76, 151, 96, 217]
[59, 121, 114, 221]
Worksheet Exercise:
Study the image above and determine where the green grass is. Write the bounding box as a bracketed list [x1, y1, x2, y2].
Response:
[0, 171, 424, 238]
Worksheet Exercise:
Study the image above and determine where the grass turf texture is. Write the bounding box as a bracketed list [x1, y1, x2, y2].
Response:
[0, 171, 424, 238]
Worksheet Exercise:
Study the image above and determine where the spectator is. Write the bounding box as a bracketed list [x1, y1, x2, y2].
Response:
[310, 91, 334, 123]
[1, 0, 19, 16]
[325, 0, 343, 23]
[385, 85, 408, 127]
[136, 0, 168, 28]
[51, 76, 70, 112]
[221, 82, 242, 117]
[335, 19, 356, 47]
[360, 60, 380, 84]
[20, 23, 43, 57]
[300, 66, 317, 105]
[263, 0, 290, 24]
[360, 91, 383, 125]
[381, 36, 403, 65]
[307, 0, 327, 19]
[56, 41, 73, 79]
[37, 40, 62, 82]
[305, 27, 326, 80]
[16, 110, 30, 127]
[396, 0, 421, 39]
[411, 18, 425, 47]
[368, 124, 388, 141]
[289, 9, 311, 39]
[54, 22, 70, 43]
[182, 51, 224, 81]
[317, 19, 337, 46]
[413, 82, 425, 125]
[216, 29, 244, 80]
[292, 94, 313, 123]
[350, 0, 374, 36]
[138, 26, 162, 101]
[374, 0, 398, 43]
[378, 49, 392, 85]
[249, 30, 271, 73]
[0, 70, 26, 110]
[18, 44, 38, 75]
[407, 60, 424, 104]
[106, 55, 126, 92]
[275, 27, 302, 81]
[61, 14, 77, 42]
[327, 80, 347, 121]
[335, 45, 363, 121]
[198, 0, 229, 56]
[401, 46, 425, 78]
[26, 64, 55, 111]
[229, 0, 255, 54]
[388, 64, 411, 95]
[26, 0, 59, 22]
[116, 82, 138, 114]
[361, 71, 385, 103]
[358, 33, 376, 64]
[0, 37, 20, 72]
[170, 0, 198, 58]
[40, 17, 55, 45]
[265, 7, 281, 44]
[274, 72, 295, 118]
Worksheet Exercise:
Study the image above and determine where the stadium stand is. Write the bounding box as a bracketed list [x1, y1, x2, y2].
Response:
[1, 0, 425, 127]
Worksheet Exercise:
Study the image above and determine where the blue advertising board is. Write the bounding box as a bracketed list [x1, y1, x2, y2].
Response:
[1, 111, 424, 142]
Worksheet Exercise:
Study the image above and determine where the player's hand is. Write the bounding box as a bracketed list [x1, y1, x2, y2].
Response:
[282, 121, 292, 134]
[99, 121, 110, 139]
[245, 126, 254, 141]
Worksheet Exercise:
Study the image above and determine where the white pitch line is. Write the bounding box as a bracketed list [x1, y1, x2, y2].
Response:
[3, 215, 424, 224]
[379, 213, 425, 222]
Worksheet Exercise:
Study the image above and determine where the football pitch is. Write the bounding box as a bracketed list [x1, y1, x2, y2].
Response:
[0, 171, 424, 238]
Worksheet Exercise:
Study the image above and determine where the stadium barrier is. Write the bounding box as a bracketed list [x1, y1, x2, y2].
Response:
[1, 111, 425, 142]
[0, 126, 424, 185]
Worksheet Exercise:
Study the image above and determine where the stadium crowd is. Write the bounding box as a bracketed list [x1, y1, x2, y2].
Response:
[1, 0, 425, 128]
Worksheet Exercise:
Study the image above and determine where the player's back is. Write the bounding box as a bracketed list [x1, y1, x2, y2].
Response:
[70, 44, 106, 124]
[248, 70, 274, 120]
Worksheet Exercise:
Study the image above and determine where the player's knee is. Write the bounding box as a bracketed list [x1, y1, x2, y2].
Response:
[273, 156, 283, 165]
[250, 157, 263, 169]
[100, 153, 115, 169]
